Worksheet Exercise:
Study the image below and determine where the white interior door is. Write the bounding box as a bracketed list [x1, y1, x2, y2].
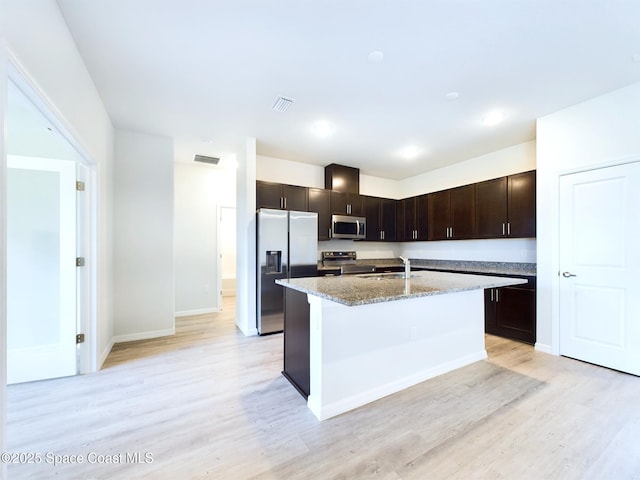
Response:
[559, 161, 640, 375]
[7, 155, 77, 384]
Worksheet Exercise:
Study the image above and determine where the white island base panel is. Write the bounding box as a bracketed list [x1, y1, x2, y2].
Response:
[306, 289, 487, 421]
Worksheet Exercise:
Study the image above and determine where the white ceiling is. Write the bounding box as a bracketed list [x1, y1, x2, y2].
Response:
[56, 0, 640, 180]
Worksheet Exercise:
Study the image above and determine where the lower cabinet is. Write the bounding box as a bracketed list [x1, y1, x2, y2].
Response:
[485, 276, 536, 344]
[282, 288, 310, 399]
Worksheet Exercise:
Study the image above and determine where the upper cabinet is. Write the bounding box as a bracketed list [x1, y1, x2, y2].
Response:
[308, 188, 331, 241]
[507, 171, 536, 237]
[325, 164, 359, 194]
[256, 181, 307, 211]
[364, 196, 396, 241]
[428, 184, 475, 240]
[398, 194, 428, 241]
[475, 170, 535, 238]
[330, 191, 364, 216]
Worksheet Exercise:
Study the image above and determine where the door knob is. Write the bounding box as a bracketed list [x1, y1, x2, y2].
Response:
[562, 271, 577, 278]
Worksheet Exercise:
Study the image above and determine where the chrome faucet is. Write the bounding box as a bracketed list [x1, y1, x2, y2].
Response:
[399, 256, 410, 279]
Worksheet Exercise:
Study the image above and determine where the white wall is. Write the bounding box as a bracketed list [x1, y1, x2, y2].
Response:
[220, 206, 236, 296]
[400, 141, 536, 198]
[236, 138, 257, 335]
[257, 154, 402, 198]
[113, 130, 174, 341]
[174, 162, 235, 315]
[536, 81, 640, 353]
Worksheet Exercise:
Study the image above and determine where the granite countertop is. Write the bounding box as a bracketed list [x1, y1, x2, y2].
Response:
[317, 258, 536, 276]
[277, 270, 527, 307]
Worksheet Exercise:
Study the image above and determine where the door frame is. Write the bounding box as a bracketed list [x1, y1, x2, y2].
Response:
[5, 51, 99, 375]
[553, 156, 640, 356]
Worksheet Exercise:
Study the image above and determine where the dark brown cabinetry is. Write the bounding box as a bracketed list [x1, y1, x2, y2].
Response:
[475, 170, 536, 238]
[485, 276, 536, 344]
[398, 195, 428, 241]
[308, 188, 331, 241]
[256, 181, 307, 211]
[282, 288, 310, 399]
[427, 184, 475, 240]
[364, 196, 396, 241]
[330, 191, 364, 216]
[325, 163, 359, 193]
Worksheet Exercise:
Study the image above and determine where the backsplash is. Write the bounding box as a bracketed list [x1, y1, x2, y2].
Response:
[318, 238, 536, 263]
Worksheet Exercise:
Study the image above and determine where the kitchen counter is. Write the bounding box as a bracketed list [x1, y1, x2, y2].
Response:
[277, 270, 526, 306]
[278, 270, 527, 421]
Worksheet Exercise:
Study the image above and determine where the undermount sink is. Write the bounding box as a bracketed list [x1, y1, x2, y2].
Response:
[357, 273, 418, 280]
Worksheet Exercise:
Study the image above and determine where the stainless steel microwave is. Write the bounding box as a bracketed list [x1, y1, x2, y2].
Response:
[331, 215, 366, 239]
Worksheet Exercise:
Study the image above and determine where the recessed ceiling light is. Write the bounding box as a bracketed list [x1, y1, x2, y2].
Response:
[400, 145, 420, 159]
[367, 50, 384, 64]
[482, 110, 505, 126]
[312, 121, 333, 137]
[445, 91, 460, 101]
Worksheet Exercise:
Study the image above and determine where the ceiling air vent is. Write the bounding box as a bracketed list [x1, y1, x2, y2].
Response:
[272, 96, 294, 113]
[194, 154, 220, 165]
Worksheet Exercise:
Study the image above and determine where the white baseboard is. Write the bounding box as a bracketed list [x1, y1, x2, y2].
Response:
[534, 342, 555, 355]
[113, 327, 176, 344]
[175, 307, 220, 317]
[98, 339, 115, 369]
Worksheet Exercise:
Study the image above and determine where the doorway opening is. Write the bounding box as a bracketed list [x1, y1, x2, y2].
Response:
[6, 67, 97, 383]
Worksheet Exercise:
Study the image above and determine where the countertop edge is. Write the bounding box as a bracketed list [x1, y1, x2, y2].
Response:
[277, 273, 527, 307]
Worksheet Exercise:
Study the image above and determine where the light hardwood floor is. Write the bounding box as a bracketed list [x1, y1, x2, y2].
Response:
[7, 297, 640, 479]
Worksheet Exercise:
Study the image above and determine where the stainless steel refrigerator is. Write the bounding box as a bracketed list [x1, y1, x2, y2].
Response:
[257, 209, 318, 334]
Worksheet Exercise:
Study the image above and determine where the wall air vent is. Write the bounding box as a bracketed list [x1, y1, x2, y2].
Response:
[272, 96, 294, 113]
[194, 154, 220, 165]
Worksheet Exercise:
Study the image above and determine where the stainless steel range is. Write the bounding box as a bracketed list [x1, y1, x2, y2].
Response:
[321, 251, 376, 275]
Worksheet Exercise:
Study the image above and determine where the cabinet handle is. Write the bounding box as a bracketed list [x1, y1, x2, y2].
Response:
[496, 289, 499, 302]
[502, 223, 505, 236]
[329, 228, 332, 238]
[284, 197, 287, 209]
[507, 222, 511, 236]
[490, 289, 494, 301]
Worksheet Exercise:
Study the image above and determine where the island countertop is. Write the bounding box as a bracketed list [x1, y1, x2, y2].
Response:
[276, 270, 526, 306]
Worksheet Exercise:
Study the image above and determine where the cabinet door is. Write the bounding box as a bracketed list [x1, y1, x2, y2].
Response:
[404, 197, 417, 240]
[349, 193, 364, 216]
[484, 289, 498, 335]
[416, 194, 429, 240]
[256, 181, 283, 209]
[283, 184, 307, 211]
[475, 177, 508, 238]
[363, 196, 382, 241]
[330, 191, 363, 216]
[308, 188, 331, 241]
[330, 191, 349, 215]
[495, 287, 536, 344]
[507, 170, 536, 238]
[427, 190, 450, 240]
[381, 198, 397, 241]
[396, 199, 409, 242]
[450, 184, 475, 239]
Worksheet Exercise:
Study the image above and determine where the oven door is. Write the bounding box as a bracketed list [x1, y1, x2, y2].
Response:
[331, 215, 366, 239]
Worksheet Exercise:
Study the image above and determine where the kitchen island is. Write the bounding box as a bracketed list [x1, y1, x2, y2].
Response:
[276, 270, 526, 420]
